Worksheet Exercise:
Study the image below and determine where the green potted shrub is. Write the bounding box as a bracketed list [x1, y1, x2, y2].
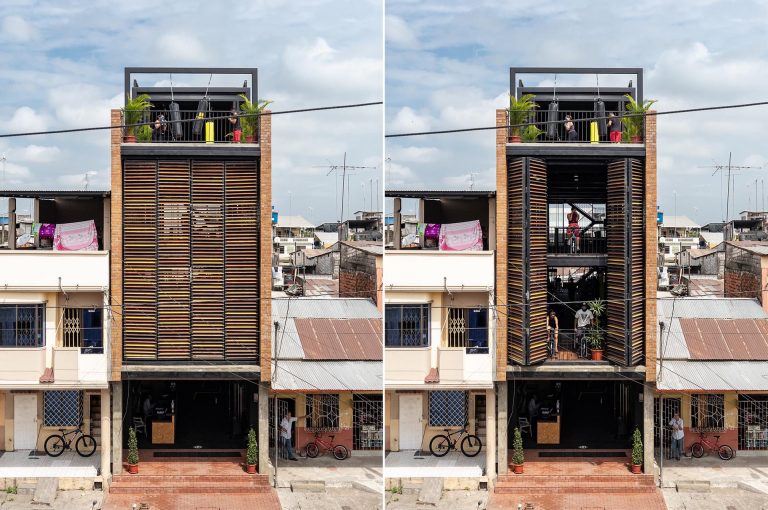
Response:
[521, 124, 543, 143]
[127, 426, 139, 474]
[121, 94, 152, 143]
[631, 427, 643, 473]
[512, 427, 525, 474]
[245, 427, 258, 474]
[585, 298, 606, 360]
[136, 123, 152, 143]
[239, 94, 273, 143]
[507, 94, 538, 143]
[623, 94, 657, 144]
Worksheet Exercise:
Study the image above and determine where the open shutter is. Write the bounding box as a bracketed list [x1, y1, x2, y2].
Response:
[224, 161, 260, 361]
[157, 160, 191, 359]
[527, 158, 549, 364]
[507, 157, 526, 365]
[628, 158, 645, 365]
[123, 159, 158, 360]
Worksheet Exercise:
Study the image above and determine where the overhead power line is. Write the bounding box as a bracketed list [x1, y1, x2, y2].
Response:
[385, 100, 768, 138]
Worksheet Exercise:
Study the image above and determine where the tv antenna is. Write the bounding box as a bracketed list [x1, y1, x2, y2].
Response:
[700, 152, 761, 222]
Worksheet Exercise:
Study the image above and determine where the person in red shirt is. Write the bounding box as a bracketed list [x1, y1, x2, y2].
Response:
[566, 207, 580, 252]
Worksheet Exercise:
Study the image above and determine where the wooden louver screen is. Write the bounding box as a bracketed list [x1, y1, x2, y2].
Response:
[527, 158, 549, 364]
[605, 158, 645, 366]
[122, 158, 260, 362]
[507, 157, 525, 364]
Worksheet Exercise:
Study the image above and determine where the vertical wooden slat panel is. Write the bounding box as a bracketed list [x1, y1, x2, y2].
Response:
[628, 158, 645, 365]
[158, 160, 191, 359]
[528, 158, 549, 364]
[191, 161, 225, 360]
[224, 161, 260, 360]
[507, 157, 525, 365]
[123, 159, 158, 359]
[606, 159, 628, 365]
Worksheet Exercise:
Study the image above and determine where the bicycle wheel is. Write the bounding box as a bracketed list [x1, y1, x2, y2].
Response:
[75, 434, 97, 457]
[690, 442, 704, 458]
[332, 445, 349, 460]
[44, 435, 66, 457]
[305, 442, 320, 458]
[429, 435, 451, 457]
[718, 444, 734, 460]
[460, 435, 482, 457]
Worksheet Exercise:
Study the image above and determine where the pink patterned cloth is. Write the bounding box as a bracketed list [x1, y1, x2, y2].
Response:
[53, 220, 98, 251]
[439, 220, 483, 251]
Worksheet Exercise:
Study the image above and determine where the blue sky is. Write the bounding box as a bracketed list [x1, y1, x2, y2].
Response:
[0, 0, 383, 224]
[385, 0, 768, 225]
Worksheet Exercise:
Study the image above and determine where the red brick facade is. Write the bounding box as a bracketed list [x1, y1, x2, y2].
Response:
[339, 268, 377, 304]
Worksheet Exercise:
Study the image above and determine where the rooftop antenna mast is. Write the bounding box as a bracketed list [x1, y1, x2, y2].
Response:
[700, 152, 761, 222]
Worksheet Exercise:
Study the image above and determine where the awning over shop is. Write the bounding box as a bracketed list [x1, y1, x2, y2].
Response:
[272, 360, 382, 392]
[657, 360, 768, 392]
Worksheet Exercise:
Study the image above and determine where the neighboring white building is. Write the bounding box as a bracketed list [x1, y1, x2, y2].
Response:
[0, 190, 112, 483]
[659, 215, 701, 266]
[274, 215, 315, 265]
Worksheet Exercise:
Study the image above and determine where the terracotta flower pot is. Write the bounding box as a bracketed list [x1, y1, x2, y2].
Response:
[508, 135, 521, 143]
[513, 463, 524, 474]
[630, 135, 642, 144]
[245, 135, 255, 143]
[123, 135, 136, 143]
[246, 464, 256, 474]
[630, 463, 642, 474]
[128, 463, 139, 474]
[591, 349, 603, 361]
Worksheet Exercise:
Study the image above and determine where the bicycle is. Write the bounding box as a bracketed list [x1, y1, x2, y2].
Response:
[429, 423, 482, 457]
[575, 327, 588, 358]
[547, 330, 556, 358]
[690, 432, 734, 460]
[44, 423, 97, 457]
[304, 432, 349, 460]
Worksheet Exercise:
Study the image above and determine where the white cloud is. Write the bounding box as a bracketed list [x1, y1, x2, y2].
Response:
[389, 107, 431, 133]
[10, 144, 61, 163]
[385, 15, 419, 49]
[2, 107, 48, 133]
[389, 145, 439, 163]
[0, 15, 37, 42]
[0, 161, 31, 186]
[47, 86, 122, 128]
[386, 162, 420, 188]
[156, 33, 210, 64]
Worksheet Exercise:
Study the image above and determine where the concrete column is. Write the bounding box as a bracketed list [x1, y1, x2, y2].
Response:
[643, 383, 655, 475]
[258, 382, 269, 475]
[8, 197, 16, 250]
[393, 197, 402, 249]
[488, 197, 497, 251]
[485, 388, 496, 481]
[100, 388, 111, 485]
[496, 382, 508, 475]
[111, 382, 122, 476]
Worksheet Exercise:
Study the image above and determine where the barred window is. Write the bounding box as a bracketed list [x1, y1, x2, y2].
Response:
[691, 393, 725, 432]
[306, 394, 340, 432]
[447, 308, 488, 354]
[63, 308, 103, 354]
[385, 304, 429, 347]
[44, 391, 82, 427]
[429, 391, 467, 427]
[0, 304, 45, 348]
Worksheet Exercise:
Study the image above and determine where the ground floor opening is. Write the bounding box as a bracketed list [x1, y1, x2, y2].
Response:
[509, 379, 643, 451]
[123, 379, 257, 451]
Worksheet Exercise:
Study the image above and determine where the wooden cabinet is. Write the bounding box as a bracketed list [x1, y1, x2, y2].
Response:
[537, 416, 561, 445]
[152, 415, 175, 444]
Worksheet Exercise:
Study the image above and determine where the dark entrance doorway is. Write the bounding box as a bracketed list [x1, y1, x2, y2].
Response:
[510, 379, 642, 450]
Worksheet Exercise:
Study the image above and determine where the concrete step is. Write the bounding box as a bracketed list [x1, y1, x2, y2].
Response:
[496, 474, 655, 491]
[109, 485, 272, 494]
[112, 474, 269, 485]
[110, 473, 271, 494]
[494, 486, 658, 494]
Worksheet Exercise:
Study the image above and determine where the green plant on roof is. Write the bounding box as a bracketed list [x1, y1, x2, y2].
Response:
[521, 124, 544, 142]
[239, 94, 273, 140]
[508, 94, 538, 138]
[623, 94, 657, 140]
[122, 94, 153, 138]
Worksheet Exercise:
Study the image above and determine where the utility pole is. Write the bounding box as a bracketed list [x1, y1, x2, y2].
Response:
[701, 153, 761, 222]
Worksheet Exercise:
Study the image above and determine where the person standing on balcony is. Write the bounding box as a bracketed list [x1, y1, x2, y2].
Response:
[547, 309, 559, 355]
[564, 114, 578, 141]
[608, 112, 622, 143]
[229, 108, 242, 142]
[574, 302, 594, 353]
[670, 411, 685, 460]
[566, 207, 581, 252]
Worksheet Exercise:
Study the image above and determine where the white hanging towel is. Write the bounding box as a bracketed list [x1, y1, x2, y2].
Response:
[439, 220, 483, 251]
[53, 220, 98, 251]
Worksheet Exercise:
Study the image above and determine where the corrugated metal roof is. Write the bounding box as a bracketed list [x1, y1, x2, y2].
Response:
[699, 231, 724, 247]
[680, 318, 768, 360]
[272, 298, 381, 319]
[657, 360, 768, 391]
[385, 189, 496, 199]
[295, 318, 382, 360]
[660, 215, 700, 228]
[0, 189, 110, 198]
[272, 360, 382, 391]
[275, 215, 314, 228]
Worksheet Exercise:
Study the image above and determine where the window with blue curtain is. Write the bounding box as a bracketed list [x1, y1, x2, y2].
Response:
[429, 391, 467, 427]
[0, 304, 44, 347]
[44, 391, 82, 427]
[385, 304, 430, 347]
[82, 309, 103, 354]
[467, 308, 489, 354]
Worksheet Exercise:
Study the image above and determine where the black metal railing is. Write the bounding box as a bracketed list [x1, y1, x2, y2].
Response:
[507, 110, 644, 144]
[548, 226, 607, 254]
[122, 110, 260, 144]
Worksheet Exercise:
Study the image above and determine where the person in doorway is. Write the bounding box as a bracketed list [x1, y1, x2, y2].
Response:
[229, 108, 242, 142]
[142, 394, 154, 429]
[564, 115, 578, 141]
[574, 303, 594, 355]
[566, 207, 581, 252]
[670, 411, 685, 460]
[547, 310, 559, 356]
[607, 112, 622, 143]
[280, 411, 305, 461]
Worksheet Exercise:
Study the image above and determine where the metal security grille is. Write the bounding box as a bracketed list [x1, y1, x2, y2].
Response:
[0, 304, 45, 347]
[63, 308, 81, 348]
[739, 395, 768, 450]
[353, 395, 383, 450]
[447, 308, 467, 348]
[385, 304, 429, 347]
[306, 394, 340, 432]
[691, 394, 725, 432]
[268, 397, 292, 448]
[429, 391, 467, 427]
[44, 391, 82, 427]
[653, 397, 681, 449]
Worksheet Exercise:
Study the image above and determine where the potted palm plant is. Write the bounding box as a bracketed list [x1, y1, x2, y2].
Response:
[521, 125, 544, 143]
[245, 427, 258, 474]
[512, 427, 525, 474]
[127, 426, 139, 474]
[631, 427, 643, 474]
[508, 94, 538, 143]
[623, 94, 657, 144]
[239, 94, 273, 143]
[122, 94, 152, 143]
[136, 123, 152, 143]
[585, 298, 606, 361]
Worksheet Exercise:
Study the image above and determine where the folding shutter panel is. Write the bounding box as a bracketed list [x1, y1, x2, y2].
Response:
[627, 158, 645, 365]
[191, 161, 225, 360]
[157, 160, 191, 359]
[224, 161, 260, 361]
[123, 159, 158, 359]
[507, 157, 526, 365]
[527, 158, 549, 364]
